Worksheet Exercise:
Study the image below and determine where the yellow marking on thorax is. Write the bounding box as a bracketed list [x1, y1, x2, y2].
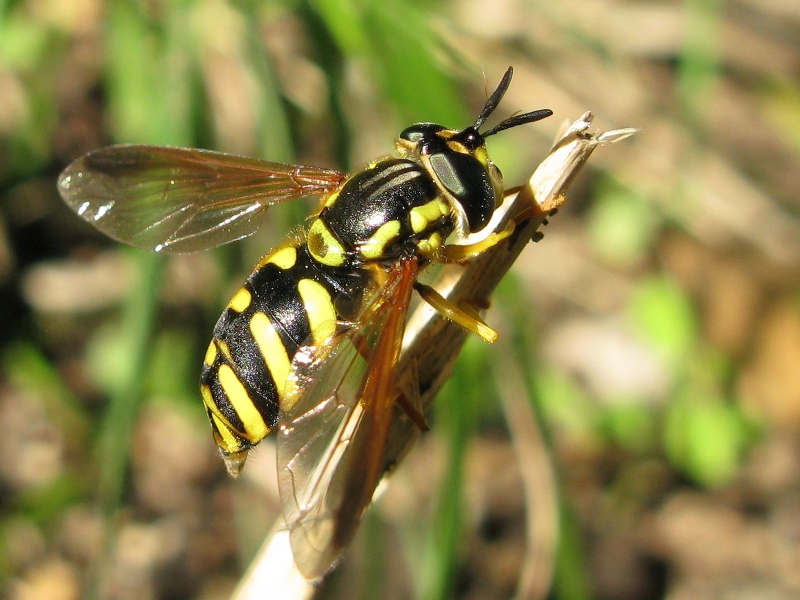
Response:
[307, 218, 347, 267]
[204, 341, 217, 366]
[216, 365, 269, 443]
[297, 278, 338, 347]
[409, 198, 450, 233]
[323, 190, 340, 208]
[474, 146, 489, 167]
[359, 220, 401, 260]
[446, 140, 469, 154]
[249, 312, 293, 399]
[417, 231, 444, 258]
[227, 287, 252, 313]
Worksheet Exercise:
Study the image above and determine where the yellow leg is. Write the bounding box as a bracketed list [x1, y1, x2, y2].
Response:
[440, 220, 516, 263]
[414, 282, 498, 343]
[443, 194, 561, 262]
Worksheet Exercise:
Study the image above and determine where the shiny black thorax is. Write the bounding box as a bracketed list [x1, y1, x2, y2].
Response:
[317, 158, 450, 264]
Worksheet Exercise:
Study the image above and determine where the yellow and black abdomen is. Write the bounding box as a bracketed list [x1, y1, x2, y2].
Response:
[200, 241, 370, 474]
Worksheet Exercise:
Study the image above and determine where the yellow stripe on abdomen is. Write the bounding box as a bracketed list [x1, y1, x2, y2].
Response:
[227, 287, 252, 313]
[297, 278, 337, 347]
[250, 312, 293, 399]
[204, 341, 217, 366]
[217, 364, 269, 443]
[258, 245, 297, 270]
[201, 383, 244, 454]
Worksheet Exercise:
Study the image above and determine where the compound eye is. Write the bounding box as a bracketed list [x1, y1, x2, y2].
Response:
[400, 127, 425, 143]
[491, 161, 503, 181]
[429, 150, 496, 232]
[399, 123, 443, 145]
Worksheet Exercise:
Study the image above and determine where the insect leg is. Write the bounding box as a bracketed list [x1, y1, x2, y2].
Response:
[439, 220, 516, 263]
[395, 392, 429, 432]
[413, 282, 498, 343]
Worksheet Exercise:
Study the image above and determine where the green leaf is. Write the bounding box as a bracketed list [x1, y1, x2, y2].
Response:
[664, 386, 751, 487]
[363, 2, 465, 126]
[602, 403, 658, 454]
[306, 0, 369, 54]
[588, 178, 658, 267]
[629, 276, 697, 365]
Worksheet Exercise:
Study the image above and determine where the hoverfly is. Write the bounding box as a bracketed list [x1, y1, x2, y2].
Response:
[58, 66, 552, 579]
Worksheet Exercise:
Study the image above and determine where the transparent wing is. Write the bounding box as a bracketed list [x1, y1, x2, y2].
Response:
[277, 258, 419, 579]
[57, 145, 347, 253]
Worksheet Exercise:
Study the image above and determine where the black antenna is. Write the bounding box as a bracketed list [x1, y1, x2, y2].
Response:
[473, 66, 553, 137]
[482, 109, 553, 138]
[473, 67, 515, 130]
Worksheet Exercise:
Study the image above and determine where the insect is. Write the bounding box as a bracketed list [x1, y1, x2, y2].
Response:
[58, 66, 551, 579]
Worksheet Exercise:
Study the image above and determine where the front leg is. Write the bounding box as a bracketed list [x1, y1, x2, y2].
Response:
[439, 220, 517, 263]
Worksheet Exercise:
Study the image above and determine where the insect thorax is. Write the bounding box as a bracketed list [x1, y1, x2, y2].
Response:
[306, 158, 454, 268]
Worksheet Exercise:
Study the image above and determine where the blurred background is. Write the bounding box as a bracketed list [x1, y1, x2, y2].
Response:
[1, 0, 799, 598]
